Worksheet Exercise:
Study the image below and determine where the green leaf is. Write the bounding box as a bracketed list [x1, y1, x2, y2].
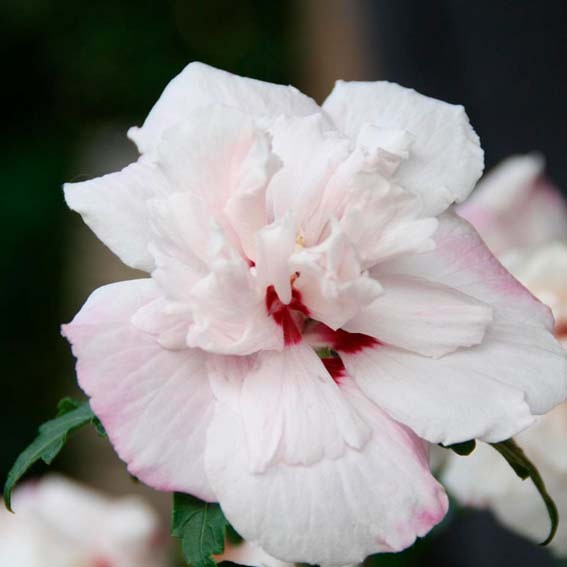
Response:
[4, 398, 102, 511]
[441, 439, 477, 456]
[491, 438, 559, 546]
[56, 398, 106, 437]
[172, 493, 230, 567]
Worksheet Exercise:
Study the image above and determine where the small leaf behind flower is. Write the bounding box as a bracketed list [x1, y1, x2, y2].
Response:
[3, 398, 103, 511]
[441, 439, 477, 456]
[491, 438, 559, 546]
[172, 493, 230, 567]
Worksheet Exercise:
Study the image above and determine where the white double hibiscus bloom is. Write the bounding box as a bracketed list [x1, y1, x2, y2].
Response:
[445, 155, 567, 556]
[62, 64, 566, 565]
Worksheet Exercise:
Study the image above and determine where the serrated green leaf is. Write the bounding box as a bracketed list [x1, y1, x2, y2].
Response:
[441, 439, 477, 456]
[172, 493, 230, 567]
[491, 438, 559, 546]
[4, 399, 100, 511]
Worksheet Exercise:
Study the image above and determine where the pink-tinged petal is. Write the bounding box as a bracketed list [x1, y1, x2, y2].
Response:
[291, 222, 383, 329]
[148, 193, 283, 355]
[503, 242, 567, 329]
[215, 541, 294, 567]
[64, 156, 169, 271]
[255, 215, 296, 305]
[147, 192, 209, 298]
[379, 212, 567, 418]
[62, 279, 216, 501]
[129, 62, 323, 154]
[157, 105, 279, 261]
[299, 131, 437, 257]
[186, 241, 283, 355]
[458, 154, 567, 255]
[343, 274, 493, 357]
[209, 344, 370, 472]
[131, 296, 191, 351]
[266, 114, 351, 226]
[340, 340, 534, 445]
[323, 81, 484, 216]
[205, 379, 448, 565]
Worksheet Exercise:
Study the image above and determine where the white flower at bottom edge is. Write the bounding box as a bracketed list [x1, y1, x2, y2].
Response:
[443, 239, 567, 555]
[61, 63, 566, 566]
[0, 475, 167, 567]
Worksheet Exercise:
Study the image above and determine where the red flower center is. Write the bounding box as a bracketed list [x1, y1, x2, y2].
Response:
[265, 285, 310, 346]
[265, 286, 380, 383]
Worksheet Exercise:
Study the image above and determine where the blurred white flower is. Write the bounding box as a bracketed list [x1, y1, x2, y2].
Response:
[448, 155, 567, 555]
[0, 475, 167, 567]
[457, 154, 566, 255]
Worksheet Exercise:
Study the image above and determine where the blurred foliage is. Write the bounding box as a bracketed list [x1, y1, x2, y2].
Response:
[0, 0, 297, 478]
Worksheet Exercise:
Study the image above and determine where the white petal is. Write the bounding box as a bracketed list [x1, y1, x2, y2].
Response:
[291, 222, 382, 329]
[341, 341, 535, 445]
[187, 247, 283, 355]
[340, 181, 439, 268]
[266, 114, 351, 227]
[323, 81, 484, 216]
[64, 156, 169, 271]
[205, 379, 448, 565]
[62, 279, 216, 500]
[157, 105, 279, 260]
[129, 62, 323, 154]
[209, 345, 370, 472]
[379, 212, 567, 417]
[148, 192, 282, 355]
[343, 274, 493, 357]
[255, 215, 296, 305]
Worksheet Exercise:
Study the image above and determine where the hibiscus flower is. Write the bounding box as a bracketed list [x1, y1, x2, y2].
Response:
[62, 63, 566, 565]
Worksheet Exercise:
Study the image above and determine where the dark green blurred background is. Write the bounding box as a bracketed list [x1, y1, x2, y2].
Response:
[2, 2, 566, 566]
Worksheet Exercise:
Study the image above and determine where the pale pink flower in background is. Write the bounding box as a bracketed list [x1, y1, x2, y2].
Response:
[457, 154, 567, 256]
[62, 64, 566, 565]
[0, 475, 166, 567]
[447, 156, 567, 555]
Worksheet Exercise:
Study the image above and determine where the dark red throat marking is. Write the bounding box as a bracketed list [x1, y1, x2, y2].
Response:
[321, 357, 347, 383]
[316, 324, 380, 354]
[93, 559, 113, 567]
[265, 285, 309, 346]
